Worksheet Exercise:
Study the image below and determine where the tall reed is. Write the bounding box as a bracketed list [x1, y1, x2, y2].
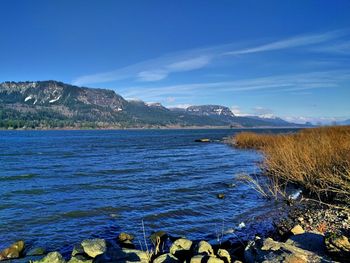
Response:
[231, 126, 350, 204]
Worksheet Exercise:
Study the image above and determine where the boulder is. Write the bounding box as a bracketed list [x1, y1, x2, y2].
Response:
[170, 238, 193, 261]
[71, 244, 85, 257]
[67, 255, 93, 263]
[325, 233, 350, 261]
[195, 241, 214, 256]
[170, 238, 193, 259]
[245, 237, 323, 263]
[121, 248, 149, 262]
[190, 255, 205, 263]
[286, 232, 325, 256]
[26, 247, 46, 256]
[207, 257, 225, 263]
[190, 255, 224, 263]
[118, 232, 134, 242]
[291, 225, 305, 235]
[153, 253, 179, 263]
[32, 252, 66, 263]
[217, 249, 231, 263]
[81, 239, 106, 258]
[0, 240, 25, 260]
[150, 231, 168, 245]
[119, 239, 136, 249]
[93, 241, 125, 263]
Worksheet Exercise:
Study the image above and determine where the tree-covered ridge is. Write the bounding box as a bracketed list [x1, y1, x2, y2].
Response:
[0, 81, 300, 129]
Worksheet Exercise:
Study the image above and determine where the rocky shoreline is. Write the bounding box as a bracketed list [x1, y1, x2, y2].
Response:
[1, 199, 349, 263]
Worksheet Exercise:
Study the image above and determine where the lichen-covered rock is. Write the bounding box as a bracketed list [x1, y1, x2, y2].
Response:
[170, 238, 193, 258]
[33, 252, 66, 263]
[0, 240, 25, 260]
[118, 232, 134, 242]
[71, 244, 85, 257]
[121, 248, 149, 262]
[217, 249, 231, 263]
[67, 254, 93, 263]
[81, 239, 106, 258]
[195, 241, 214, 256]
[190, 255, 224, 263]
[190, 255, 205, 263]
[153, 253, 179, 263]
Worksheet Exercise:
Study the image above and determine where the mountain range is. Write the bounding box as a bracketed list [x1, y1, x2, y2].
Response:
[0, 81, 304, 129]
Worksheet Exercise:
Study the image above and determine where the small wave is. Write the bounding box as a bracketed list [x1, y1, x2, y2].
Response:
[9, 188, 47, 196]
[143, 208, 203, 221]
[61, 206, 122, 219]
[0, 173, 38, 181]
[97, 168, 144, 175]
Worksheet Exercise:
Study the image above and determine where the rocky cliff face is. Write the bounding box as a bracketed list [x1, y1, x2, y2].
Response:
[0, 80, 300, 128]
[0, 81, 126, 110]
[186, 105, 235, 117]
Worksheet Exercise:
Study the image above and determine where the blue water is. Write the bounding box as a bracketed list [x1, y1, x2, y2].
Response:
[0, 129, 292, 252]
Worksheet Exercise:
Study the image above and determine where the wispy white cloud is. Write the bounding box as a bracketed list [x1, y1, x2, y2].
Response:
[167, 103, 192, 109]
[224, 30, 347, 55]
[252, 106, 274, 117]
[137, 70, 168, 81]
[72, 29, 348, 86]
[230, 105, 249, 116]
[119, 70, 350, 100]
[136, 55, 212, 82]
[282, 116, 348, 125]
[167, 56, 211, 71]
[311, 40, 350, 55]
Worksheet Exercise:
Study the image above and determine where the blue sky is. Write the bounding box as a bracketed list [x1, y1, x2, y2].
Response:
[1, 0, 350, 123]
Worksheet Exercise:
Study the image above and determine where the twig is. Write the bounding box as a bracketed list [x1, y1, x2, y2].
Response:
[302, 198, 350, 212]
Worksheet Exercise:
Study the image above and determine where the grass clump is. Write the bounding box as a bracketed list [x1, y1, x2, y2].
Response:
[231, 126, 350, 204]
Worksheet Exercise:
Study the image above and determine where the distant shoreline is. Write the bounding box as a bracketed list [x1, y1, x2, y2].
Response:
[0, 125, 306, 131]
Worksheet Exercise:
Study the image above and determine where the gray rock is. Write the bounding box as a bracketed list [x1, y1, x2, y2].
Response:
[217, 249, 231, 263]
[153, 253, 179, 263]
[81, 239, 106, 258]
[32, 252, 66, 263]
[0, 240, 25, 260]
[67, 254, 93, 263]
[325, 233, 350, 261]
[71, 244, 85, 257]
[245, 237, 323, 263]
[170, 238, 192, 254]
[118, 232, 134, 242]
[170, 238, 193, 260]
[190, 255, 205, 263]
[195, 241, 214, 256]
[121, 248, 149, 262]
[286, 232, 326, 256]
[190, 255, 224, 263]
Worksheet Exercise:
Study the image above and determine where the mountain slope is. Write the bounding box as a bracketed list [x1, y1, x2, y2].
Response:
[0, 81, 300, 129]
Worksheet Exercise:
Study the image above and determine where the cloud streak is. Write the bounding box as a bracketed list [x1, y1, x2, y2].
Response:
[119, 70, 350, 101]
[224, 30, 346, 55]
[72, 30, 347, 86]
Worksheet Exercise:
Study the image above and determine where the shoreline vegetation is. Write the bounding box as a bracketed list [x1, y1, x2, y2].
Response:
[230, 126, 350, 207]
[1, 127, 350, 262]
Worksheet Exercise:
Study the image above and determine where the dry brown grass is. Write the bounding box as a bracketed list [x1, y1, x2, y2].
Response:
[231, 126, 350, 204]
